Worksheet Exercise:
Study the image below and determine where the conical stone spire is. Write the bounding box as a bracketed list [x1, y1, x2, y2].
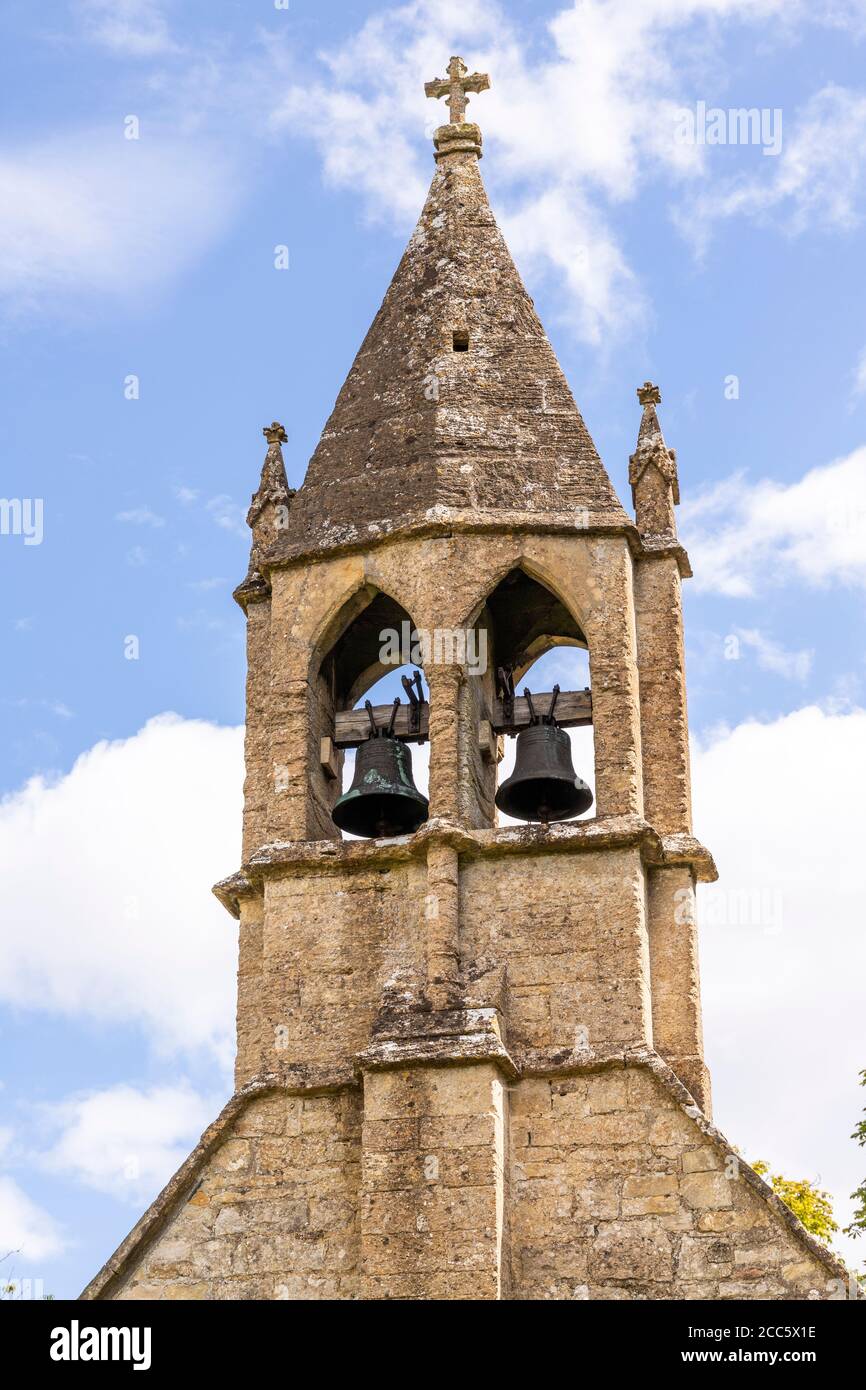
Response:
[274, 60, 630, 561]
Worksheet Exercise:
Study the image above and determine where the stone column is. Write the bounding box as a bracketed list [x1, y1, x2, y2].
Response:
[426, 663, 464, 821]
[634, 555, 692, 835]
[267, 571, 312, 843]
[240, 594, 272, 860]
[425, 841, 460, 1009]
[234, 895, 265, 1088]
[268, 678, 309, 842]
[585, 540, 644, 819]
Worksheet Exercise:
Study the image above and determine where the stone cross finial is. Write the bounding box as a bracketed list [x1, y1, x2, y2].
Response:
[637, 382, 661, 407]
[263, 422, 287, 446]
[425, 56, 490, 125]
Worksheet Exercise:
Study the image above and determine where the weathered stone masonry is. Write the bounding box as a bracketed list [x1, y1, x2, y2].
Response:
[82, 61, 852, 1301]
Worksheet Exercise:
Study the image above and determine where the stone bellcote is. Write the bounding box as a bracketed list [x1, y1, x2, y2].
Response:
[81, 59, 849, 1306]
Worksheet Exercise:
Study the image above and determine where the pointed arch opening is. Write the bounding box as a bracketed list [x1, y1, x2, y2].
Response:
[466, 566, 595, 830]
[496, 646, 595, 827]
[309, 586, 429, 841]
[482, 566, 587, 680]
[336, 663, 431, 841]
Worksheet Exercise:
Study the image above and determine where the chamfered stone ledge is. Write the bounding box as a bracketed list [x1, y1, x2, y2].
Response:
[212, 815, 717, 917]
[257, 507, 692, 580]
[633, 532, 692, 576]
[359, 999, 518, 1078]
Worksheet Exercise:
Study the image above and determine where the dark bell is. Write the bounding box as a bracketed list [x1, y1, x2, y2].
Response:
[495, 686, 592, 824]
[332, 711, 428, 839]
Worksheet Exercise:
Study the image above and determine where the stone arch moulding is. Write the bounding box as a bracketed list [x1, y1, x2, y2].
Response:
[309, 581, 420, 710]
[458, 545, 595, 646]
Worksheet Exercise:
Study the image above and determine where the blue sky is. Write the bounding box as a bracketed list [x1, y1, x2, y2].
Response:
[1, 0, 866, 1299]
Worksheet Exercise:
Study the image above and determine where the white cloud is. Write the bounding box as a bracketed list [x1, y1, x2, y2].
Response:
[12, 1, 861, 333]
[734, 628, 813, 682]
[692, 704, 866, 1268]
[268, 0, 660, 342]
[680, 445, 866, 595]
[205, 494, 247, 539]
[40, 1083, 215, 1204]
[6, 697, 74, 720]
[500, 187, 646, 347]
[681, 84, 866, 250]
[0, 130, 241, 314]
[0, 715, 243, 1063]
[46, 701, 73, 720]
[269, 0, 866, 343]
[115, 506, 165, 528]
[0, 1178, 66, 1262]
[76, 0, 179, 58]
[189, 577, 227, 592]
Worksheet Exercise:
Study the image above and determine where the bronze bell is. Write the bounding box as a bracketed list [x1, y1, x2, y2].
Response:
[495, 685, 593, 824]
[332, 699, 429, 839]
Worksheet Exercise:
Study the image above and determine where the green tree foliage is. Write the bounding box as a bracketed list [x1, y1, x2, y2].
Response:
[845, 1068, 866, 1239]
[752, 1160, 838, 1244]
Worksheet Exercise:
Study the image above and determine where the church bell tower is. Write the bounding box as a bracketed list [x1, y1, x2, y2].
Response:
[83, 59, 850, 1302]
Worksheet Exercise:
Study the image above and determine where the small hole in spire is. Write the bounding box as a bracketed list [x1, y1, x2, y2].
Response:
[453, 330, 469, 352]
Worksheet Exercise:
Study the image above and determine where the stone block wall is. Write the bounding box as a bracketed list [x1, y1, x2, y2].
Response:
[234, 837, 656, 1088]
[87, 1058, 849, 1301]
[510, 1064, 839, 1300]
[459, 845, 651, 1054]
[113, 1090, 362, 1301]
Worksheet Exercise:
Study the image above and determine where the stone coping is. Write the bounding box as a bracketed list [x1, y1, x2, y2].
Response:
[79, 1047, 855, 1302]
[212, 816, 717, 918]
[255, 508, 692, 584]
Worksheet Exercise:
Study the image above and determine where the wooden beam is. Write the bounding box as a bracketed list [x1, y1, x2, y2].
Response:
[334, 702, 430, 748]
[492, 688, 592, 735]
[478, 719, 501, 764]
[319, 735, 341, 780]
[333, 688, 592, 747]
